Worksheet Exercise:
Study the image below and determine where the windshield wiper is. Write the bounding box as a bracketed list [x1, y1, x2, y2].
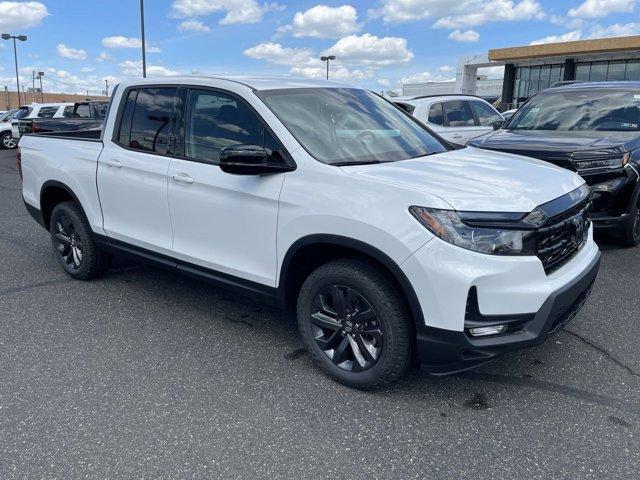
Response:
[332, 159, 385, 166]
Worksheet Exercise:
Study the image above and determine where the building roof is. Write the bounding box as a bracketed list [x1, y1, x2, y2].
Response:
[489, 35, 640, 62]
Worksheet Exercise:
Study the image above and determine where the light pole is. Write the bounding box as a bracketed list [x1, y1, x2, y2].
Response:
[320, 55, 335, 80]
[140, 0, 147, 78]
[36, 71, 44, 102]
[2, 33, 27, 106]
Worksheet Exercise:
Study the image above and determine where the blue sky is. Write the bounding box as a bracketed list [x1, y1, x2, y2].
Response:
[0, 0, 638, 95]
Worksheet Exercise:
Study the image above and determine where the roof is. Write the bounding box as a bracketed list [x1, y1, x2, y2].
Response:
[546, 81, 640, 91]
[20, 102, 74, 108]
[121, 75, 352, 91]
[392, 94, 485, 104]
[489, 35, 640, 62]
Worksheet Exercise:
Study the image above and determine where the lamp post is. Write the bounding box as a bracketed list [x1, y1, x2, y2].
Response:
[36, 71, 44, 102]
[2, 33, 27, 106]
[140, 0, 147, 78]
[320, 55, 335, 80]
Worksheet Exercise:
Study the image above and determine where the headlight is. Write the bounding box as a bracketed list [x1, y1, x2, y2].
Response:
[409, 206, 537, 255]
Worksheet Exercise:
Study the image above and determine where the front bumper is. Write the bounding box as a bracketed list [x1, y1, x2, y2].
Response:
[588, 165, 639, 231]
[415, 249, 600, 374]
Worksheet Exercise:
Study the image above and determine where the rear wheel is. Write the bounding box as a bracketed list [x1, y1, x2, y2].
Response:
[0, 131, 15, 150]
[50, 202, 111, 280]
[297, 258, 412, 389]
[621, 196, 640, 247]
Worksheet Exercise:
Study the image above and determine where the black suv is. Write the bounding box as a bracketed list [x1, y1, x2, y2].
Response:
[469, 82, 640, 246]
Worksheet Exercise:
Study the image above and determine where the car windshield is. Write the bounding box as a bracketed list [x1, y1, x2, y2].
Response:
[508, 89, 640, 132]
[257, 88, 447, 165]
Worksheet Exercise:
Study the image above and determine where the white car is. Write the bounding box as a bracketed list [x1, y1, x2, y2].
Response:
[394, 95, 504, 145]
[0, 109, 18, 149]
[11, 103, 74, 141]
[19, 76, 600, 388]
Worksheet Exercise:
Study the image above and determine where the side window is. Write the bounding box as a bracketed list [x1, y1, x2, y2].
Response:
[427, 103, 444, 125]
[119, 87, 177, 153]
[443, 101, 475, 127]
[37, 106, 59, 118]
[184, 89, 264, 163]
[75, 104, 91, 118]
[63, 106, 75, 117]
[470, 100, 502, 126]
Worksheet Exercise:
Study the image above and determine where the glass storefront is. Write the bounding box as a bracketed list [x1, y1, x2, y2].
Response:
[512, 64, 564, 106]
[575, 59, 640, 82]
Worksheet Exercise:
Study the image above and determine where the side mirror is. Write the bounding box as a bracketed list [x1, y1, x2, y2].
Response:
[492, 120, 505, 131]
[219, 145, 270, 175]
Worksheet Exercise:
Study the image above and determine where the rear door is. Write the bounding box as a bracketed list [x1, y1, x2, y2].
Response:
[166, 87, 286, 286]
[97, 87, 177, 254]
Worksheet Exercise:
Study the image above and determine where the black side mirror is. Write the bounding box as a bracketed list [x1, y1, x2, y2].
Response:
[219, 145, 271, 175]
[492, 120, 505, 131]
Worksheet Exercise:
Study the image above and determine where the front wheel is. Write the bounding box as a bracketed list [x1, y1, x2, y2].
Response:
[0, 131, 16, 150]
[297, 258, 412, 389]
[621, 195, 640, 247]
[50, 202, 111, 280]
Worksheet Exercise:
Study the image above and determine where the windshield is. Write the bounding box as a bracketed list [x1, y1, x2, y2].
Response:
[0, 110, 15, 122]
[257, 88, 447, 165]
[508, 89, 640, 132]
[14, 107, 32, 120]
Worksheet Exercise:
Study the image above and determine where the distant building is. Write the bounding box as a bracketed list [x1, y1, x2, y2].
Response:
[455, 35, 640, 110]
[2, 89, 108, 110]
[402, 75, 502, 101]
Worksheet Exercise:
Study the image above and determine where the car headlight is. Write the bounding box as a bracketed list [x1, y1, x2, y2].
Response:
[409, 206, 537, 255]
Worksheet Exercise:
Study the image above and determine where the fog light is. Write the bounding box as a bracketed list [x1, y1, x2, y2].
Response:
[467, 325, 507, 337]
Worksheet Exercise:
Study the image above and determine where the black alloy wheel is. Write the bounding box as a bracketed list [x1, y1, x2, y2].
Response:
[310, 285, 383, 372]
[0, 132, 15, 150]
[53, 214, 84, 270]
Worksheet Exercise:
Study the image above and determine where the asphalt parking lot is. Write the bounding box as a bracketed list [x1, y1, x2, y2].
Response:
[1, 149, 639, 479]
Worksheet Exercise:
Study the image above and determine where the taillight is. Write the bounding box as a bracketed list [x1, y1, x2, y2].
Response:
[16, 147, 22, 181]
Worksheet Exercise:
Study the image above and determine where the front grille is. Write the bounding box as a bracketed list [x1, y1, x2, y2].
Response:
[536, 199, 591, 275]
[548, 281, 594, 334]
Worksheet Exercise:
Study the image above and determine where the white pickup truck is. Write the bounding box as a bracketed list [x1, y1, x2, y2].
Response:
[19, 76, 600, 388]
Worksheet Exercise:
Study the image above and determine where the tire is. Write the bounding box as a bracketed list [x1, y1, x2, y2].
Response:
[620, 195, 640, 247]
[0, 131, 16, 150]
[297, 258, 412, 389]
[49, 201, 111, 280]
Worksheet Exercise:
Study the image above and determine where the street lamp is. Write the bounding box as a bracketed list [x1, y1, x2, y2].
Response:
[140, 0, 147, 78]
[36, 71, 44, 103]
[320, 55, 335, 80]
[2, 33, 27, 106]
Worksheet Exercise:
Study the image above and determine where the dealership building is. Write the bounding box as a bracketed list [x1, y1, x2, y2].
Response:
[454, 35, 640, 109]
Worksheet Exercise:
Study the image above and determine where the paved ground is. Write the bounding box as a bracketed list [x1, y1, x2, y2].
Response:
[0, 149, 639, 479]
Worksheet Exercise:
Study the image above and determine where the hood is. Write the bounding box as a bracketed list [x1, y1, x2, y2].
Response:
[469, 129, 639, 156]
[340, 146, 585, 213]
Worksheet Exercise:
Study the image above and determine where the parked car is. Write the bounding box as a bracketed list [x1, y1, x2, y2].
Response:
[393, 95, 504, 144]
[11, 103, 73, 141]
[19, 76, 600, 388]
[501, 108, 517, 121]
[15, 101, 109, 137]
[0, 109, 18, 149]
[469, 81, 640, 246]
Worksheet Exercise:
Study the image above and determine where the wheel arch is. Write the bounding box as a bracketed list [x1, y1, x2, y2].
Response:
[278, 234, 425, 332]
[40, 180, 89, 231]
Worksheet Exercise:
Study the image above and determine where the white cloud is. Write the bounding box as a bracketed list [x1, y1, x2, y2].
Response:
[56, 43, 87, 60]
[244, 42, 315, 66]
[0, 1, 48, 30]
[568, 0, 635, 18]
[378, 78, 392, 87]
[589, 21, 640, 37]
[178, 18, 211, 31]
[169, 0, 284, 25]
[119, 60, 180, 77]
[289, 64, 374, 81]
[449, 29, 479, 41]
[324, 33, 414, 67]
[97, 51, 113, 62]
[81, 66, 95, 73]
[289, 5, 360, 39]
[529, 30, 582, 44]
[434, 0, 545, 29]
[102, 36, 161, 53]
[400, 71, 454, 84]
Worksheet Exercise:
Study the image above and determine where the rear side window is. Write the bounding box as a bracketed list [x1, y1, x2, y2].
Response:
[75, 104, 91, 118]
[37, 106, 59, 118]
[63, 106, 75, 117]
[117, 87, 177, 153]
[14, 107, 32, 119]
[428, 103, 444, 125]
[470, 100, 502, 126]
[443, 101, 475, 127]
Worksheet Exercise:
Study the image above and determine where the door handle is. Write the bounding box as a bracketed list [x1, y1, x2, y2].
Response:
[172, 173, 194, 184]
[103, 159, 122, 168]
